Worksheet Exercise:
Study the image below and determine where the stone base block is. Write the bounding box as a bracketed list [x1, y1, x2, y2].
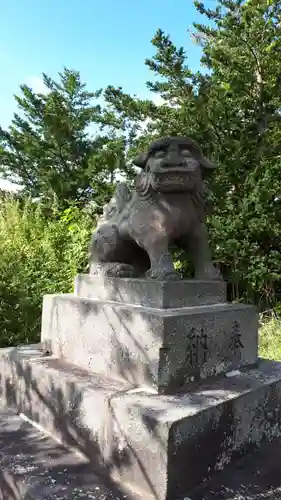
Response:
[190, 438, 281, 499]
[1, 345, 281, 500]
[74, 274, 227, 308]
[41, 294, 258, 393]
[0, 408, 126, 499]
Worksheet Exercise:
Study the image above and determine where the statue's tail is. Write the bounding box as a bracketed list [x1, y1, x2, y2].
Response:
[98, 183, 132, 225]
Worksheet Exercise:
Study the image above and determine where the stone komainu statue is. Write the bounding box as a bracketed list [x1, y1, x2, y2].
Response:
[90, 136, 221, 281]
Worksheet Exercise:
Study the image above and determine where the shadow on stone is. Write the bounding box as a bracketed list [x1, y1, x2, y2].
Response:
[0, 357, 131, 499]
[0, 409, 127, 499]
[190, 437, 281, 500]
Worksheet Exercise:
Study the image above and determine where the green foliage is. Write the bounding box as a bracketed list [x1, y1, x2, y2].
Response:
[0, 69, 127, 211]
[101, 0, 281, 307]
[194, 0, 281, 306]
[259, 308, 281, 361]
[1, 0, 281, 351]
[0, 197, 93, 346]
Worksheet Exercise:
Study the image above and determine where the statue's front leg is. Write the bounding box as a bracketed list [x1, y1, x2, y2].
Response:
[177, 222, 222, 281]
[137, 238, 179, 280]
[90, 223, 139, 277]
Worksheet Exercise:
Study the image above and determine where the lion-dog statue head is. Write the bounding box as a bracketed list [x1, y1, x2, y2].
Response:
[133, 136, 215, 196]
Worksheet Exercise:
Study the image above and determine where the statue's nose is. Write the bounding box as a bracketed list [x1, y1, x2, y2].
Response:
[162, 150, 184, 167]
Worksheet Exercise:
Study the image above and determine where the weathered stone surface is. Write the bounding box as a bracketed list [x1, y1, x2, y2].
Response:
[41, 294, 258, 393]
[1, 345, 281, 500]
[190, 438, 281, 500]
[74, 275, 227, 309]
[89, 136, 222, 281]
[0, 408, 127, 499]
[2, 407, 281, 500]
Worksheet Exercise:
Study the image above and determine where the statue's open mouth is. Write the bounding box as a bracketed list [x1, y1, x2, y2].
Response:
[151, 169, 194, 192]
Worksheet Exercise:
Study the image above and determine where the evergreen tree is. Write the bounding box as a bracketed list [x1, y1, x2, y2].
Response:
[102, 0, 281, 305]
[0, 68, 127, 209]
[192, 0, 281, 304]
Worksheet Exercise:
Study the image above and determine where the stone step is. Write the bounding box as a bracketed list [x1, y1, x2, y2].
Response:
[74, 274, 227, 309]
[2, 408, 280, 500]
[1, 345, 281, 500]
[189, 438, 281, 499]
[0, 408, 127, 499]
[41, 293, 258, 393]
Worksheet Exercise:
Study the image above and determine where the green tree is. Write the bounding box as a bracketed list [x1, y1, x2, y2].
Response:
[101, 0, 281, 306]
[192, 0, 281, 305]
[0, 196, 93, 346]
[0, 68, 127, 210]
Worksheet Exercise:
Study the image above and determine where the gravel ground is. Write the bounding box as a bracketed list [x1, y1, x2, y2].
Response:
[1, 408, 281, 500]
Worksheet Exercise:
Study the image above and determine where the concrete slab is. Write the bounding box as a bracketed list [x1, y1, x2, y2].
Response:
[1, 345, 281, 500]
[189, 439, 281, 499]
[41, 294, 258, 392]
[1, 407, 281, 499]
[0, 408, 127, 499]
[74, 275, 227, 309]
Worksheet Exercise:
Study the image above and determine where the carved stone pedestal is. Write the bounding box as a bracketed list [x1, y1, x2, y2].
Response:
[42, 275, 258, 394]
[1, 275, 281, 500]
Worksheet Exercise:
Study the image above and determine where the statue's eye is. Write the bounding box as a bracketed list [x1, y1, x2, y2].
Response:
[181, 149, 192, 157]
[153, 149, 166, 158]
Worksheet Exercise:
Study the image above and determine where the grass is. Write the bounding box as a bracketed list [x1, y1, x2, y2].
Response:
[259, 310, 281, 361]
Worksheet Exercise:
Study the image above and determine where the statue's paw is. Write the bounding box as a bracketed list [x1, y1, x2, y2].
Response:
[90, 262, 138, 278]
[109, 263, 138, 278]
[145, 268, 180, 281]
[195, 264, 223, 281]
[164, 272, 181, 281]
[207, 267, 223, 281]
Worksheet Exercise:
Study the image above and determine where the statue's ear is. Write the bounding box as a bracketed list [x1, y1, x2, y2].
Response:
[200, 155, 215, 170]
[133, 152, 148, 169]
[200, 155, 216, 177]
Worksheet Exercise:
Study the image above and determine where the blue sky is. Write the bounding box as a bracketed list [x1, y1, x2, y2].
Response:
[0, 0, 215, 189]
[0, 0, 217, 127]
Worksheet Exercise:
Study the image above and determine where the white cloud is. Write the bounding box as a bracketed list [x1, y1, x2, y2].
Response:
[152, 94, 165, 106]
[0, 179, 21, 192]
[135, 93, 165, 107]
[25, 76, 49, 95]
